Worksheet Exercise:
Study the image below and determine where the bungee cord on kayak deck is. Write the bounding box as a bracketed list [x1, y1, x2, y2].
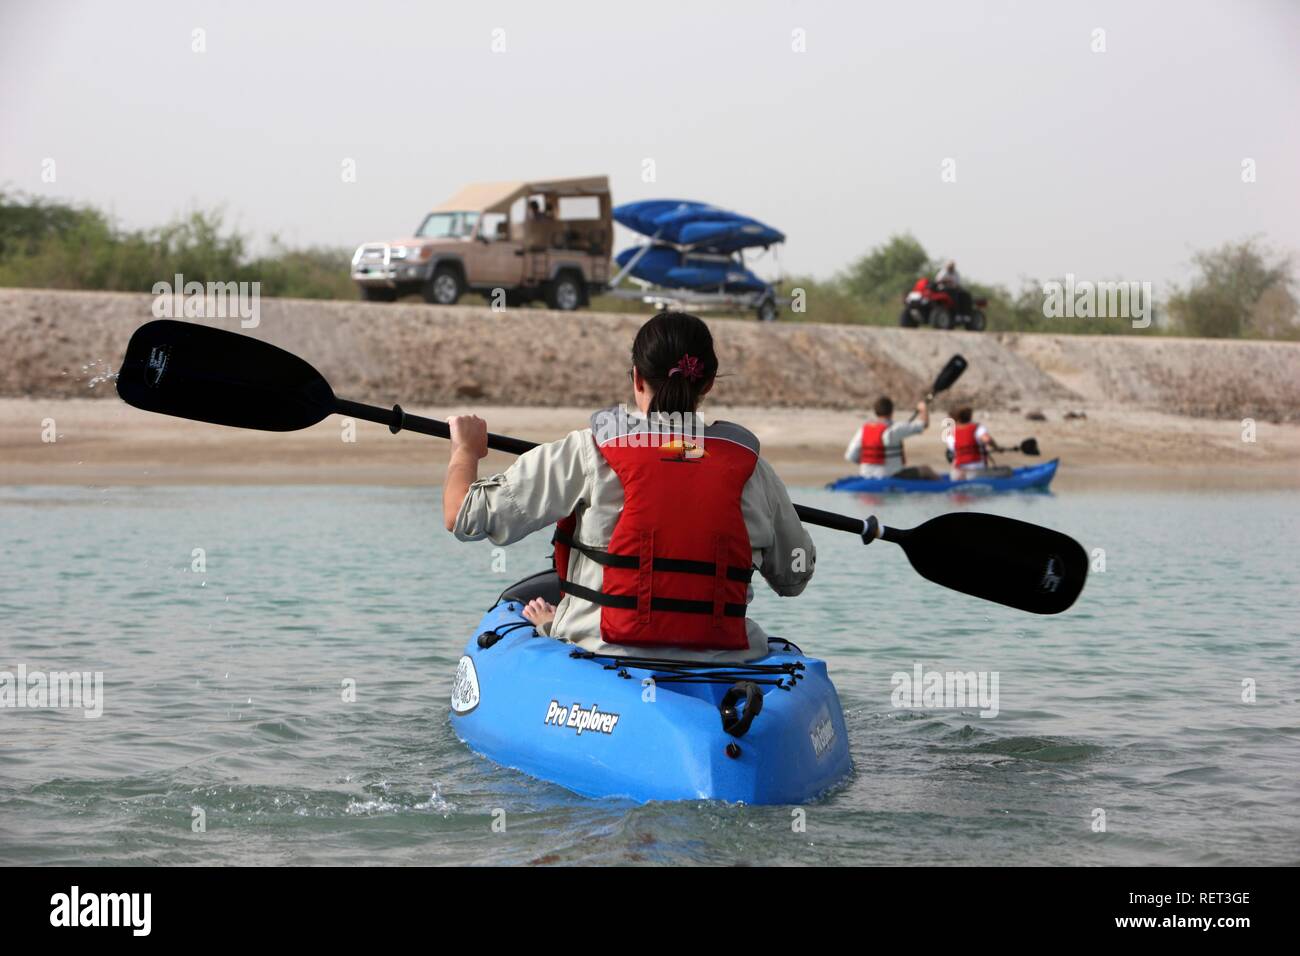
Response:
[570, 649, 806, 689]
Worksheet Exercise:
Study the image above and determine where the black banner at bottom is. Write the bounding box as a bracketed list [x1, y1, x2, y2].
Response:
[0, 865, 1281, 941]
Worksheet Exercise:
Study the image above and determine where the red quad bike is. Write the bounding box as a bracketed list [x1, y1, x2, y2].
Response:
[899, 277, 987, 331]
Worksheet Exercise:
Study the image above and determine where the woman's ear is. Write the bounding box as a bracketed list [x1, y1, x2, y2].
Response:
[699, 377, 715, 398]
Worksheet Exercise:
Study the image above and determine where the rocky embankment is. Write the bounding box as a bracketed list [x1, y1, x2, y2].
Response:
[2, 288, 1298, 422]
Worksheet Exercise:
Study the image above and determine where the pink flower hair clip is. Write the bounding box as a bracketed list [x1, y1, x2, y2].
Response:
[668, 354, 704, 382]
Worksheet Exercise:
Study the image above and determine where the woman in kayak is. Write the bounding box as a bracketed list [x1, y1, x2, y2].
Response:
[442, 311, 815, 663]
[945, 406, 996, 478]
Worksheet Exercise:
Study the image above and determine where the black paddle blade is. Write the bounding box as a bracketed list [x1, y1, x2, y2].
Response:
[1019, 437, 1041, 456]
[891, 512, 1087, 614]
[116, 320, 335, 432]
[931, 354, 967, 395]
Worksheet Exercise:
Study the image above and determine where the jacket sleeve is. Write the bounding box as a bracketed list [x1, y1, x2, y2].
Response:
[843, 428, 862, 464]
[744, 456, 816, 597]
[891, 420, 926, 440]
[452, 429, 591, 546]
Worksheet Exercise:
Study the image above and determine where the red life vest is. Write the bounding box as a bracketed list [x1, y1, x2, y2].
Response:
[859, 420, 904, 466]
[952, 422, 984, 468]
[553, 408, 757, 651]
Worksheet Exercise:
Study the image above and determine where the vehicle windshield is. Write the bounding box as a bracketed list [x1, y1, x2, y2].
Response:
[414, 211, 480, 239]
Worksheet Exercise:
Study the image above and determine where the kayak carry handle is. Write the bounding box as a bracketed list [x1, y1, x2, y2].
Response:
[720, 681, 764, 738]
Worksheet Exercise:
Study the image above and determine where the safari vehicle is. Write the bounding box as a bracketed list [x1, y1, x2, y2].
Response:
[351, 176, 612, 310]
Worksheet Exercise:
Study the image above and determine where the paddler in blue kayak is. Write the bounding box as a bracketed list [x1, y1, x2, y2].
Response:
[843, 396, 936, 480]
[441, 311, 816, 663]
[945, 406, 996, 478]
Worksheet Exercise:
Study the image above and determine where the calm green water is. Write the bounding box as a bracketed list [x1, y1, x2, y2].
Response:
[1, 485, 1297, 866]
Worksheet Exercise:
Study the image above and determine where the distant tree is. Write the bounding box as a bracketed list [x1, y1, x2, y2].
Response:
[0, 191, 109, 257]
[1249, 282, 1300, 341]
[249, 239, 357, 300]
[839, 234, 932, 304]
[0, 192, 360, 299]
[777, 275, 878, 325]
[1167, 238, 1297, 339]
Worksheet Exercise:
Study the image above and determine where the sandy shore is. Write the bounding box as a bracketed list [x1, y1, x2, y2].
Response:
[4, 397, 1297, 490]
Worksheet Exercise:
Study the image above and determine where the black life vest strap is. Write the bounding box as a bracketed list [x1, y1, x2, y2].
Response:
[560, 579, 747, 618]
[553, 528, 753, 583]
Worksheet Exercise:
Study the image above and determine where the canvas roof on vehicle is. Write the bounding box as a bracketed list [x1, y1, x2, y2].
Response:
[431, 176, 609, 214]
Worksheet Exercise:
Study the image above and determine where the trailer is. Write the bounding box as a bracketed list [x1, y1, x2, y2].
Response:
[604, 282, 786, 322]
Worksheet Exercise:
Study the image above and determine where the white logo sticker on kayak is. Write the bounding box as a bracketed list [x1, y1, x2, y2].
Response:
[544, 700, 620, 736]
[810, 714, 836, 759]
[451, 656, 480, 716]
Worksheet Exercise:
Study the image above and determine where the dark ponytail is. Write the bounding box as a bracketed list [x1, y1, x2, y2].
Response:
[631, 311, 718, 414]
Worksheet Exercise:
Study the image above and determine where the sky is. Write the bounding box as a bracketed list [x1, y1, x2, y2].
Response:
[2, 0, 1298, 295]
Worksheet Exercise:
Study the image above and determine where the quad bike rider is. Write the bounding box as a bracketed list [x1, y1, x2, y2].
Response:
[899, 260, 987, 331]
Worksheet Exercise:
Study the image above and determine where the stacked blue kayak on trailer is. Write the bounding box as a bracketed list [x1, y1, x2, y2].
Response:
[609, 200, 786, 319]
[450, 572, 852, 804]
[827, 459, 1059, 494]
[614, 200, 785, 254]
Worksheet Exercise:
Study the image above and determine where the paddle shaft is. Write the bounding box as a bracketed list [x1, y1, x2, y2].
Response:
[333, 397, 878, 540]
[905, 386, 944, 424]
[334, 398, 536, 456]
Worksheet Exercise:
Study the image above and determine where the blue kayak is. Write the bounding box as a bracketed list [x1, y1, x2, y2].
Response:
[451, 572, 852, 804]
[827, 459, 1059, 494]
[613, 245, 769, 293]
[613, 200, 785, 253]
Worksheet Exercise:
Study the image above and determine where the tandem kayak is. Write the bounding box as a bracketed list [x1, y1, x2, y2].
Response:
[827, 458, 1059, 494]
[450, 570, 852, 804]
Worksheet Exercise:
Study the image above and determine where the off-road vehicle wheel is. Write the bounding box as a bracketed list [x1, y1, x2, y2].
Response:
[361, 287, 397, 303]
[423, 266, 463, 306]
[756, 297, 779, 323]
[545, 273, 583, 311]
[968, 310, 987, 332]
[899, 308, 919, 328]
[930, 307, 953, 330]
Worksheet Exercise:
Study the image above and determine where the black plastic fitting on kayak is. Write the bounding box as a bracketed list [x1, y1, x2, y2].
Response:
[720, 681, 763, 738]
[477, 630, 502, 649]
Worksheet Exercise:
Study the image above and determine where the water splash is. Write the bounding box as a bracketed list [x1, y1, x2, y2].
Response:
[82, 359, 118, 390]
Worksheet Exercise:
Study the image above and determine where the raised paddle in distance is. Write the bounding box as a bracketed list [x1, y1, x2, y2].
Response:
[908, 353, 967, 422]
[116, 321, 1086, 614]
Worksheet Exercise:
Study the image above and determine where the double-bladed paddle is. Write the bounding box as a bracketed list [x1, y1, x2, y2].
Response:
[989, 437, 1041, 456]
[115, 321, 1086, 614]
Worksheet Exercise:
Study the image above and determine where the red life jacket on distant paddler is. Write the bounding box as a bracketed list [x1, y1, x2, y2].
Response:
[952, 422, 984, 468]
[553, 407, 758, 651]
[859, 420, 904, 467]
